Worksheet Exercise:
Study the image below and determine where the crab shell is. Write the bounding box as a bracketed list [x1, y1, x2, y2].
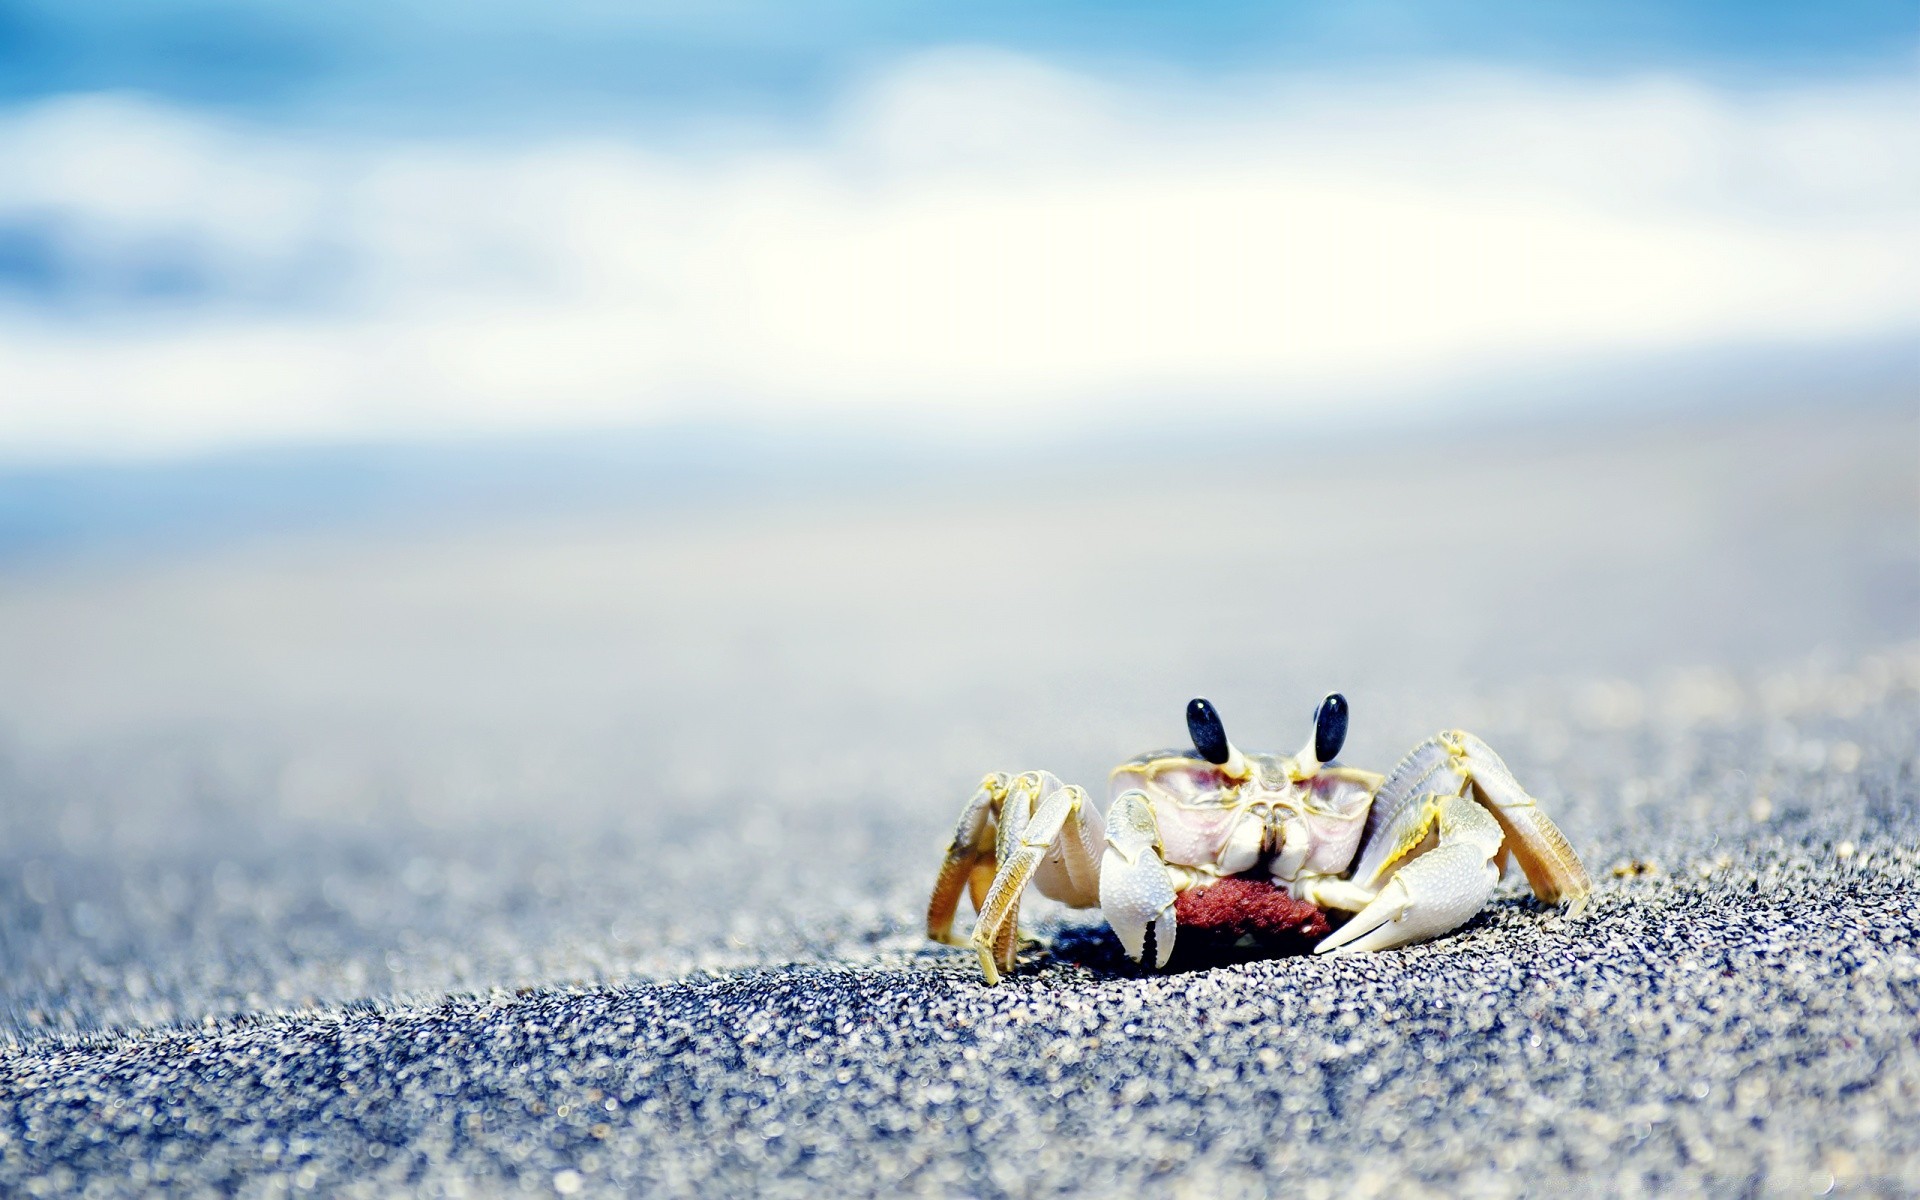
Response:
[1109, 750, 1378, 888]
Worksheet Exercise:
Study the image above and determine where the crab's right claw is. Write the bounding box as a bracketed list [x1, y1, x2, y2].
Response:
[1100, 790, 1178, 968]
[1316, 793, 1502, 956]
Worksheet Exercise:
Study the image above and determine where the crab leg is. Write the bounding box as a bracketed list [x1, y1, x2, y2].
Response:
[1315, 792, 1503, 955]
[1448, 731, 1590, 911]
[967, 773, 1102, 984]
[1313, 731, 1590, 956]
[1354, 731, 1590, 913]
[1098, 789, 1179, 969]
[983, 776, 1035, 979]
[926, 773, 1011, 946]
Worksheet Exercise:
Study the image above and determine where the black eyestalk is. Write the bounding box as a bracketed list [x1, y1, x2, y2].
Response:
[1313, 693, 1349, 763]
[1187, 698, 1232, 765]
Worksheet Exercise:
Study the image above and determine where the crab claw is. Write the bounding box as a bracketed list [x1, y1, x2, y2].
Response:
[1100, 790, 1179, 968]
[1314, 793, 1502, 956]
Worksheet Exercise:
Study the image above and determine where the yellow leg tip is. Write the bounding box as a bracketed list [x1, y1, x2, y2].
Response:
[975, 949, 1001, 985]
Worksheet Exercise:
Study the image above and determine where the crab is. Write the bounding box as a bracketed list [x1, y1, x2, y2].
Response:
[927, 694, 1591, 983]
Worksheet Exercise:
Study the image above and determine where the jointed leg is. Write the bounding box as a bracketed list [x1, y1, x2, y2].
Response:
[1354, 731, 1590, 912]
[966, 773, 1102, 984]
[1447, 732, 1590, 911]
[927, 773, 1010, 946]
[1312, 731, 1590, 956]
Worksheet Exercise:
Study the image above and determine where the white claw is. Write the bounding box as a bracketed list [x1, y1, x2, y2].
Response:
[1315, 839, 1498, 957]
[1100, 791, 1179, 968]
[1102, 847, 1179, 968]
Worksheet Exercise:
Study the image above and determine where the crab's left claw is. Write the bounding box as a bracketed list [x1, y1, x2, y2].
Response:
[1315, 793, 1503, 956]
[1100, 789, 1178, 968]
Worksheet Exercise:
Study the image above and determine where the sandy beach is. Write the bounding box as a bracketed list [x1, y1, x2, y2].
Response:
[0, 403, 1914, 1196]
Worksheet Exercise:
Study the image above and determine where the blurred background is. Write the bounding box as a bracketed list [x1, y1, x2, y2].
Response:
[0, 2, 1914, 1038]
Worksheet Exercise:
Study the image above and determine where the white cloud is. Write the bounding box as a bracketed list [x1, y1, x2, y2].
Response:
[0, 52, 1914, 462]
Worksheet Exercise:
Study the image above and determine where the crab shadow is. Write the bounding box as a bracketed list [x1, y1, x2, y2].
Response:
[1036, 898, 1525, 980]
[1040, 922, 1322, 978]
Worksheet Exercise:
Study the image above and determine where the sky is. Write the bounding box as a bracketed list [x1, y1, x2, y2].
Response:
[0, 1, 1914, 464]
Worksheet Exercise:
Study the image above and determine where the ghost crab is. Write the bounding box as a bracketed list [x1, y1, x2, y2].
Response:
[927, 695, 1591, 983]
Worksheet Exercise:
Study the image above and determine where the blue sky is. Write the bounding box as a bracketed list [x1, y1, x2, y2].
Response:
[1, 1, 1911, 126]
[0, 2, 1913, 464]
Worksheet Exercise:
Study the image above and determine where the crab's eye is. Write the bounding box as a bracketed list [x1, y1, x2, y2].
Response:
[1186, 698, 1231, 765]
[1313, 693, 1349, 763]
